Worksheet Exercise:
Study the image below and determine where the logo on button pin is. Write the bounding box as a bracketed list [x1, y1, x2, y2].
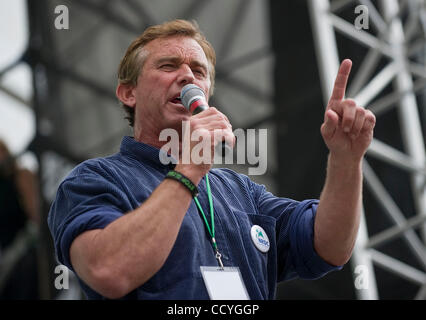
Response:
[250, 225, 270, 253]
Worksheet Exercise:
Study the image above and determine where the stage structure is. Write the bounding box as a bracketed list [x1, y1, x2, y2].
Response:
[309, 0, 426, 299]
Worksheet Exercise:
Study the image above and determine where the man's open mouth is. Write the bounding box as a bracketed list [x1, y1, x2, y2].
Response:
[170, 97, 183, 105]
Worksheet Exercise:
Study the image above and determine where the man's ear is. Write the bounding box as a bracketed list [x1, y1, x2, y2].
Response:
[116, 83, 136, 107]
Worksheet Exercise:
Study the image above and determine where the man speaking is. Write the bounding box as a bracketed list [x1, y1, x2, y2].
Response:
[48, 19, 375, 299]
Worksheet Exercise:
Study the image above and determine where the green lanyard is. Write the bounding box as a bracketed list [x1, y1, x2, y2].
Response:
[193, 173, 224, 269]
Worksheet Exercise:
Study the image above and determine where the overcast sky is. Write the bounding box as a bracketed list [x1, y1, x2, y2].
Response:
[0, 0, 35, 156]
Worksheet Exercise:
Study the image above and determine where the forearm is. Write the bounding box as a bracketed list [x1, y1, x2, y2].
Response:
[71, 166, 203, 298]
[314, 154, 363, 266]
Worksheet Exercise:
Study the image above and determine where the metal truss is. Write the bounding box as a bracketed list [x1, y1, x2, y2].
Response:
[309, 0, 426, 299]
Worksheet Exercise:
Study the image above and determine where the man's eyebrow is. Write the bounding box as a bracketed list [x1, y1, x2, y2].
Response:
[189, 60, 208, 71]
[155, 56, 208, 71]
[155, 56, 182, 65]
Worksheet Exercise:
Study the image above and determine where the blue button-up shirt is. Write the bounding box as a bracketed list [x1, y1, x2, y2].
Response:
[48, 136, 341, 299]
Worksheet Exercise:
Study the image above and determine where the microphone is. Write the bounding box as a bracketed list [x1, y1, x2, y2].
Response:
[180, 84, 232, 156]
[180, 84, 208, 114]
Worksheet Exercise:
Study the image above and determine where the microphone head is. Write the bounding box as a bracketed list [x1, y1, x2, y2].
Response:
[180, 84, 208, 114]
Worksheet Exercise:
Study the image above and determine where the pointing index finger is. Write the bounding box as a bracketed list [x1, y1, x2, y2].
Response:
[329, 59, 352, 103]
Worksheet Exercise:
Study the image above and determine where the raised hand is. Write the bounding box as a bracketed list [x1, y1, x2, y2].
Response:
[321, 59, 376, 162]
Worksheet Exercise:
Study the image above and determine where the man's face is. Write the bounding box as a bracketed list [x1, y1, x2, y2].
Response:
[133, 36, 211, 134]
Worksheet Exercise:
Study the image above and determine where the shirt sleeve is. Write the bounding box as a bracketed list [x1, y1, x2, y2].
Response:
[47, 173, 128, 272]
[248, 180, 343, 281]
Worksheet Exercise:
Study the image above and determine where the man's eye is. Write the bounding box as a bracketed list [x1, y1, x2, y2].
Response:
[194, 69, 206, 77]
[160, 64, 175, 69]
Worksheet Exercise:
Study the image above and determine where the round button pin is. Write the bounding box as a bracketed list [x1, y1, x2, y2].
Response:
[250, 225, 270, 253]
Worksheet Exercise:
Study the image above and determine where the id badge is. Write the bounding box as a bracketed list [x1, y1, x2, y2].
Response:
[200, 266, 250, 300]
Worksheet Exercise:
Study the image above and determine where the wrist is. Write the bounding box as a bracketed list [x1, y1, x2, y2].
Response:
[173, 164, 206, 186]
[328, 152, 363, 170]
[165, 170, 199, 197]
[326, 153, 363, 187]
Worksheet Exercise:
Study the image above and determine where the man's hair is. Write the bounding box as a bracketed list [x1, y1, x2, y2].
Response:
[117, 19, 216, 127]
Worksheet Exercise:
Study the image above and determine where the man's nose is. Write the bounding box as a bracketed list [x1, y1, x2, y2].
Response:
[177, 64, 195, 85]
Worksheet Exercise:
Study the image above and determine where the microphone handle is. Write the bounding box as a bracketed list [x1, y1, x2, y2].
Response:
[191, 104, 232, 157]
[219, 140, 233, 157]
[192, 105, 208, 115]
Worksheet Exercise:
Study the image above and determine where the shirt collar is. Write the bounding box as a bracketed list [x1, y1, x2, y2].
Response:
[119, 136, 176, 171]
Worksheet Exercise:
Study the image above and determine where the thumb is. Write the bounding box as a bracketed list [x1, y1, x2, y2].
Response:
[321, 110, 338, 140]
